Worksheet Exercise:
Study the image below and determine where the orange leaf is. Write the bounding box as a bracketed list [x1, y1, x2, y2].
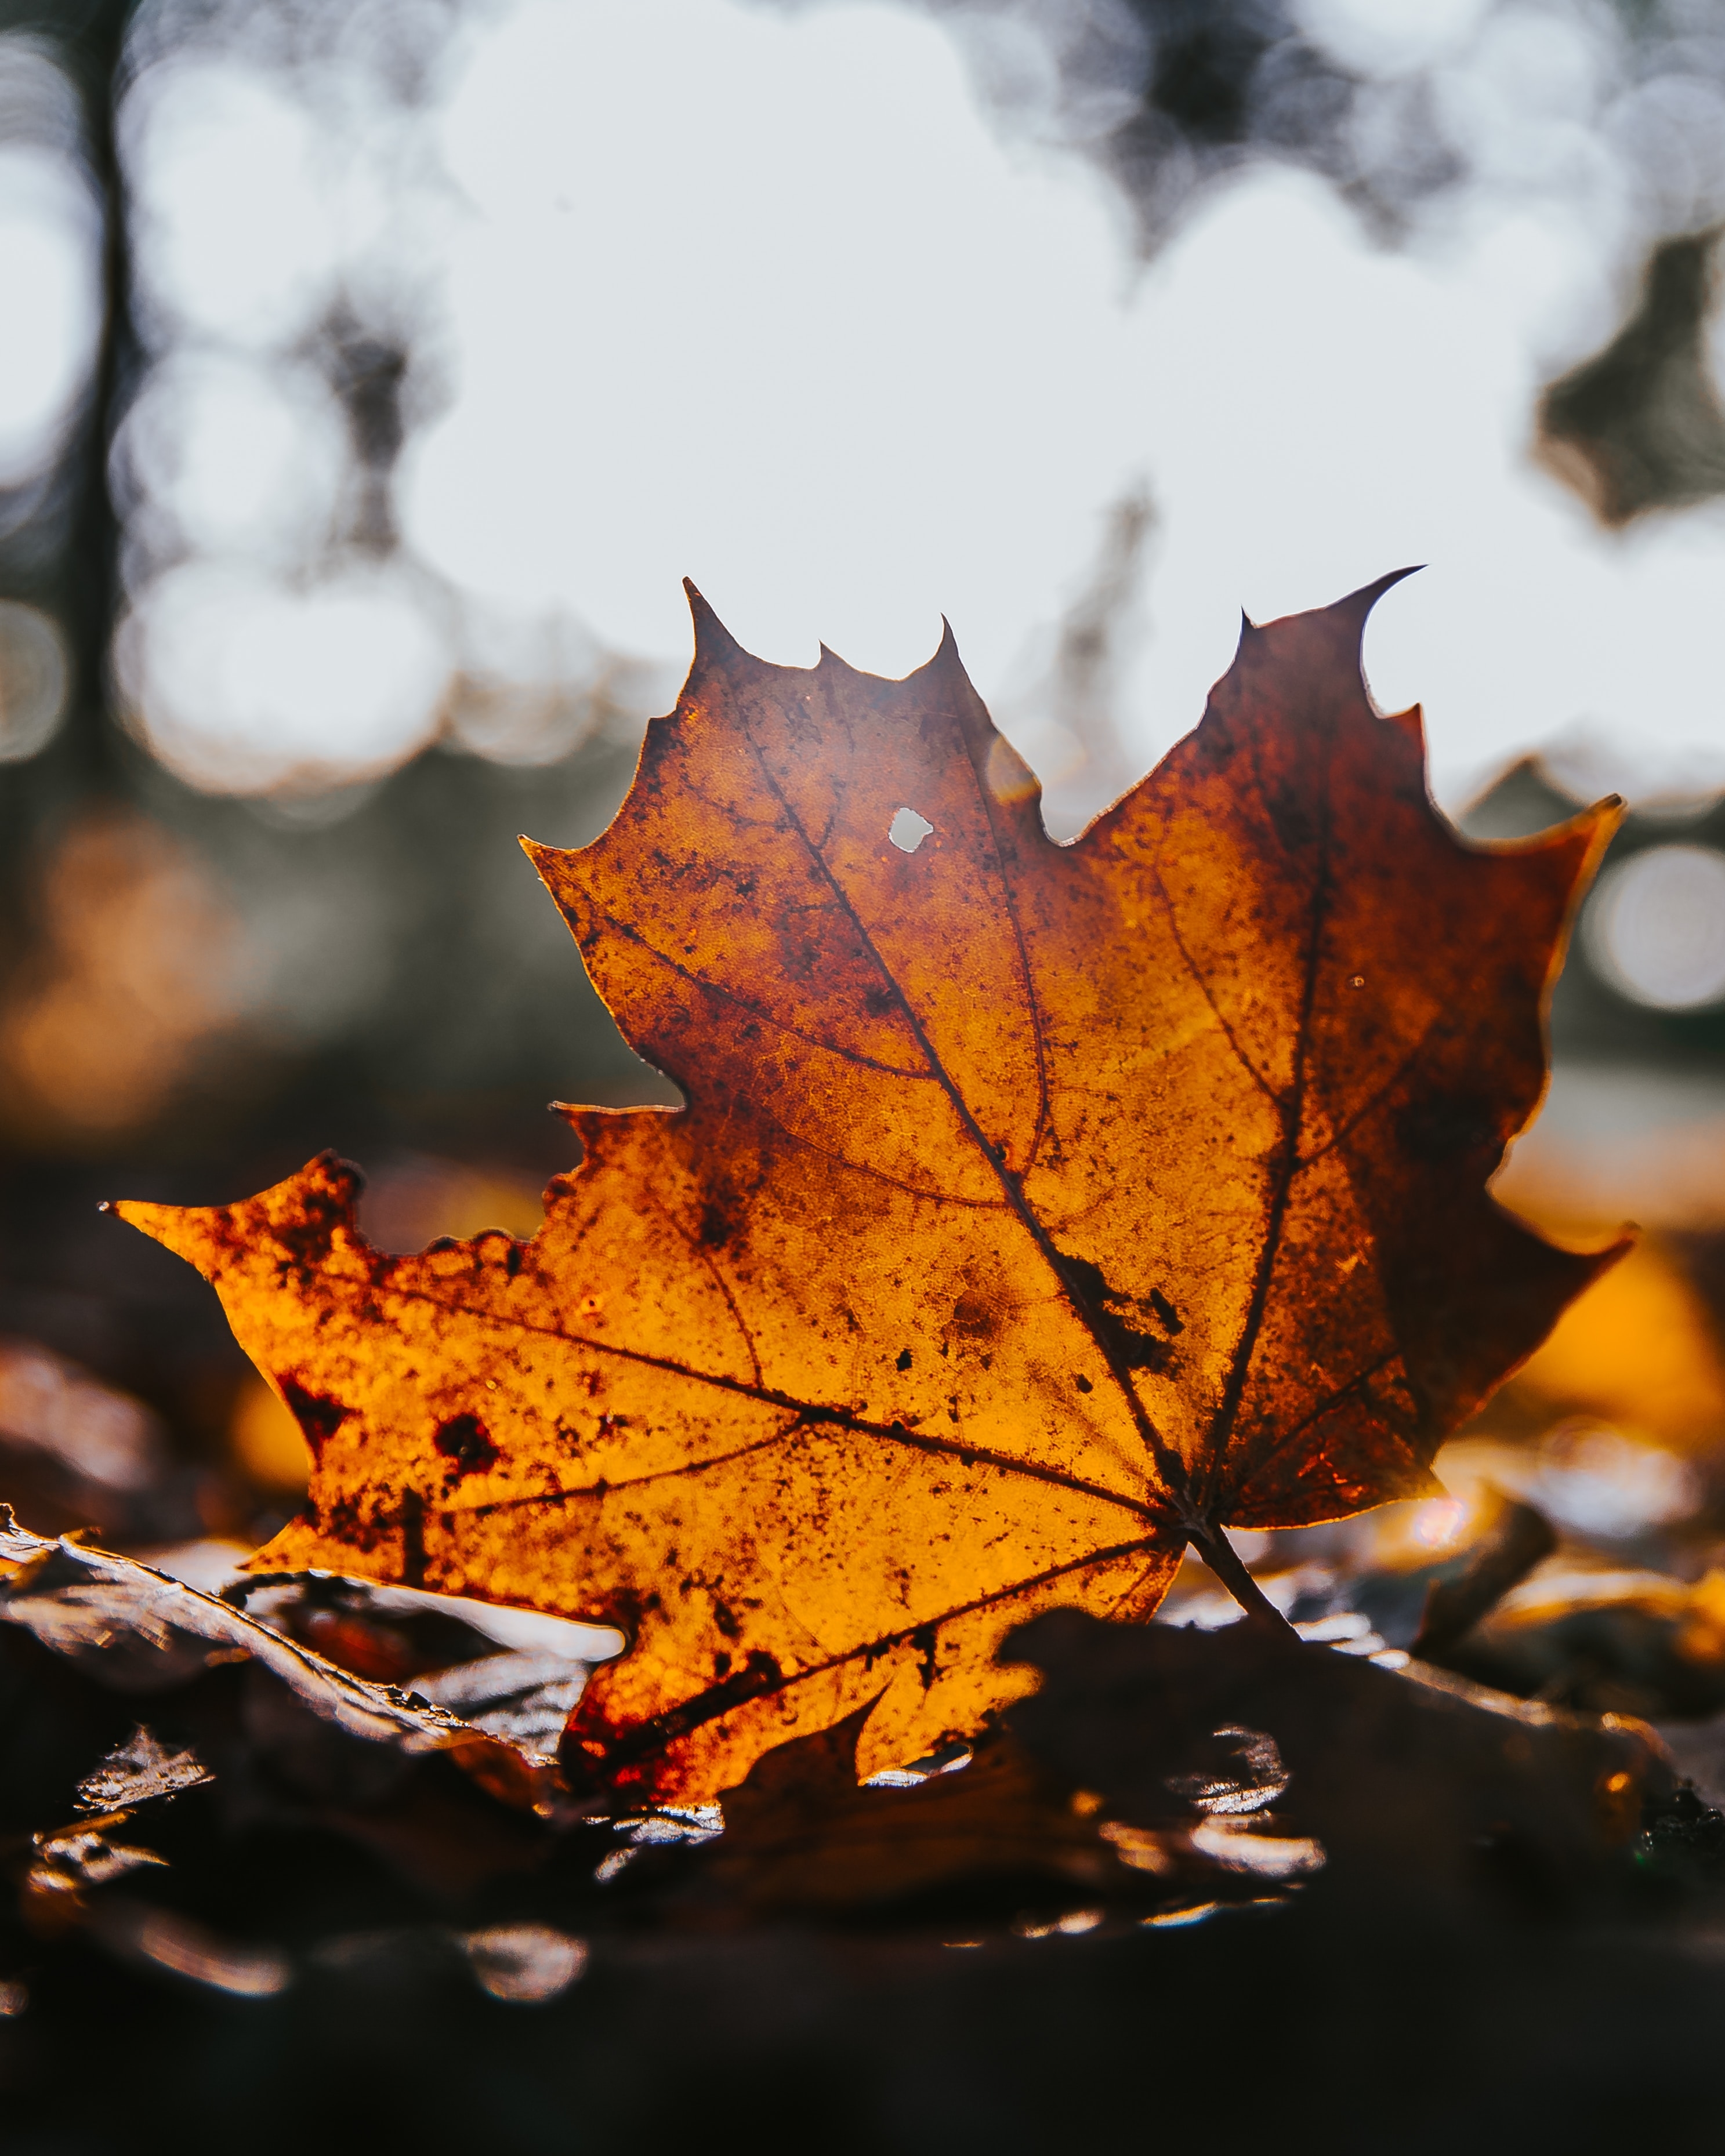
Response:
[114, 576, 1623, 1801]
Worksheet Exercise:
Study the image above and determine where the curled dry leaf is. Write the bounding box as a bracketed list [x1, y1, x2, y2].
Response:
[412, 1652, 587, 1769]
[0, 1510, 521, 1778]
[115, 580, 1622, 1802]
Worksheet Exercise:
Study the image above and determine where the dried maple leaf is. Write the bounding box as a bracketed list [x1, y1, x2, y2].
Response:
[114, 577, 1622, 1802]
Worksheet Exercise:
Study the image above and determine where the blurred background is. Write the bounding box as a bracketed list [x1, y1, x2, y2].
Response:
[6, 0, 1725, 1659]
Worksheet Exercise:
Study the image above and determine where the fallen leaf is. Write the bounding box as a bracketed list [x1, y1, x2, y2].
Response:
[412, 1652, 588, 1769]
[0, 1338, 191, 1545]
[1004, 1610, 1668, 1911]
[75, 1725, 213, 1812]
[233, 1570, 528, 1687]
[115, 580, 1621, 1800]
[614, 1708, 1226, 1928]
[0, 1509, 529, 1780]
[459, 1922, 587, 2002]
[1436, 1563, 1725, 1720]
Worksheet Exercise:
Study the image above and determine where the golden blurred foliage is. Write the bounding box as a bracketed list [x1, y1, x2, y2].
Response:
[1504, 1236, 1725, 1452]
[1676, 1570, 1725, 1666]
[0, 809, 245, 1144]
[229, 1372, 311, 1494]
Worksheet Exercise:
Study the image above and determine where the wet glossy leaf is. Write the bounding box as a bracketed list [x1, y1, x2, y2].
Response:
[116, 580, 1621, 1801]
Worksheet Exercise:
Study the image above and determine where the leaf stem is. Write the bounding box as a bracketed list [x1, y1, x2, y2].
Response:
[1186, 1524, 1299, 1636]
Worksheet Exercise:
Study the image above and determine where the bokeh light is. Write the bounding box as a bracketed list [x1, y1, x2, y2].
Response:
[72, 0, 1725, 816]
[0, 600, 67, 760]
[0, 84, 101, 486]
[397, 0, 1725, 811]
[1586, 843, 1725, 1010]
[114, 351, 349, 567]
[229, 1373, 311, 1494]
[117, 560, 451, 793]
[122, 60, 354, 351]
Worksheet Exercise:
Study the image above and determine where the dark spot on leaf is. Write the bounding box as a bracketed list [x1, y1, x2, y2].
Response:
[269, 1155, 360, 1271]
[896, 1348, 912, 1371]
[1053, 1250, 1177, 1374]
[699, 1202, 734, 1249]
[951, 1292, 998, 1341]
[1148, 1287, 1183, 1335]
[434, 1413, 498, 1477]
[280, 1378, 351, 1454]
[318, 1491, 384, 1552]
[1264, 785, 1320, 856]
[1075, 1374, 1093, 1394]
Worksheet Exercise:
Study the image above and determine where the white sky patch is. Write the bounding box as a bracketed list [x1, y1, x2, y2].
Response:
[110, 0, 1725, 808]
[1293, 0, 1494, 80]
[400, 0, 1725, 814]
[1120, 165, 1725, 804]
[403, 0, 1151, 689]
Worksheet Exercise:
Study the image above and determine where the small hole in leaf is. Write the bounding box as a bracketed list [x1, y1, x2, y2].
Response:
[889, 807, 933, 854]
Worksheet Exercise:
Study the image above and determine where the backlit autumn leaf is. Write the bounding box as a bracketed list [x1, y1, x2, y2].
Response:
[115, 576, 1622, 1802]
